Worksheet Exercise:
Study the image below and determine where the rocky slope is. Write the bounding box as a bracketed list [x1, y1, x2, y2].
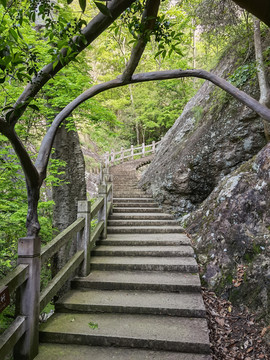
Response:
[139, 40, 270, 315]
[139, 46, 267, 215]
[185, 143, 270, 316]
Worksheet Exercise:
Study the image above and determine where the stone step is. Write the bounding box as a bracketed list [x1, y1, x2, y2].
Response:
[109, 213, 174, 220]
[98, 233, 190, 246]
[113, 203, 159, 208]
[107, 226, 184, 234]
[113, 198, 155, 203]
[113, 184, 139, 187]
[108, 219, 179, 227]
[36, 343, 212, 360]
[90, 256, 198, 272]
[92, 245, 194, 257]
[55, 289, 206, 318]
[113, 207, 163, 213]
[39, 312, 210, 354]
[71, 270, 201, 292]
[113, 194, 151, 198]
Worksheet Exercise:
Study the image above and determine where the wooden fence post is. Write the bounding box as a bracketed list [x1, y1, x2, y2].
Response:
[77, 201, 91, 277]
[131, 145, 134, 159]
[142, 142, 145, 157]
[120, 147, 124, 163]
[152, 141, 156, 153]
[98, 184, 107, 239]
[14, 236, 40, 360]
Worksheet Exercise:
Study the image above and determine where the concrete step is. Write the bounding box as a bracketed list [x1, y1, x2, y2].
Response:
[36, 343, 212, 360]
[39, 312, 210, 353]
[98, 233, 191, 246]
[107, 219, 178, 227]
[113, 194, 151, 199]
[92, 245, 194, 257]
[113, 207, 163, 213]
[109, 213, 174, 220]
[107, 226, 184, 234]
[90, 256, 198, 272]
[71, 270, 202, 292]
[113, 198, 155, 203]
[113, 203, 158, 208]
[55, 289, 206, 318]
[113, 187, 140, 190]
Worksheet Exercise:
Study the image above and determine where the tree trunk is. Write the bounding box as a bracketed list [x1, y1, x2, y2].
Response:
[51, 119, 87, 296]
[253, 16, 270, 141]
[26, 182, 41, 237]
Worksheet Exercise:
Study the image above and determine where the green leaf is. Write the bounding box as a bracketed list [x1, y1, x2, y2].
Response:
[94, 2, 112, 18]
[9, 28, 18, 41]
[0, 0, 7, 8]
[79, 0, 86, 13]
[88, 322, 98, 329]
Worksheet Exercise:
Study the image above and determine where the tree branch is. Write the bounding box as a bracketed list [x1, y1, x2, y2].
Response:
[0, 119, 40, 188]
[121, 0, 160, 82]
[36, 68, 270, 179]
[9, 0, 136, 126]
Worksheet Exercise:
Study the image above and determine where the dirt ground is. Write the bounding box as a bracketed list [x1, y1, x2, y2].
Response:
[202, 288, 270, 359]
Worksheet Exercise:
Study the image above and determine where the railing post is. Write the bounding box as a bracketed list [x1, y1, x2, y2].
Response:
[120, 147, 124, 163]
[77, 201, 91, 277]
[142, 142, 145, 157]
[107, 174, 113, 216]
[105, 151, 109, 167]
[111, 149, 115, 164]
[98, 184, 107, 239]
[14, 236, 40, 360]
[152, 140, 156, 153]
[131, 145, 134, 159]
[99, 164, 104, 184]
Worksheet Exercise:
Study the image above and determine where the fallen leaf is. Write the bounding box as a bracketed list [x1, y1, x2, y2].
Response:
[216, 317, 225, 327]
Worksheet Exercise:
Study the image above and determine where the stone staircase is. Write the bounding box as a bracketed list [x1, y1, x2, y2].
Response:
[36, 159, 211, 360]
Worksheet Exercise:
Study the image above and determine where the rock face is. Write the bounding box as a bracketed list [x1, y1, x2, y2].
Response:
[139, 41, 270, 314]
[184, 144, 270, 314]
[139, 50, 267, 215]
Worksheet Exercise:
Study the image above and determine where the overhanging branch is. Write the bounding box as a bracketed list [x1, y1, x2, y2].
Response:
[121, 0, 160, 82]
[0, 121, 40, 188]
[9, 0, 136, 126]
[36, 68, 270, 179]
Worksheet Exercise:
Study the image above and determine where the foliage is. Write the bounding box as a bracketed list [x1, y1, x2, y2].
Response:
[229, 63, 257, 87]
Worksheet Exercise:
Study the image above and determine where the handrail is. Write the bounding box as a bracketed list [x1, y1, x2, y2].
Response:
[40, 250, 84, 311]
[0, 264, 29, 296]
[41, 218, 85, 265]
[91, 197, 104, 218]
[0, 316, 26, 360]
[0, 164, 113, 360]
[1, 139, 156, 359]
[104, 140, 161, 166]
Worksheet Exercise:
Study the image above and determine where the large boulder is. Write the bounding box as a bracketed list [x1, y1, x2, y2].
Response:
[184, 143, 270, 314]
[139, 50, 267, 215]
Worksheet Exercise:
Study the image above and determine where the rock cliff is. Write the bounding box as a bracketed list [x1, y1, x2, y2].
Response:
[139, 41, 270, 315]
[139, 48, 267, 215]
[185, 143, 270, 314]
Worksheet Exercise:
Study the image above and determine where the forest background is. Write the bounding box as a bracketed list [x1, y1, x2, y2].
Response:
[0, 0, 269, 307]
